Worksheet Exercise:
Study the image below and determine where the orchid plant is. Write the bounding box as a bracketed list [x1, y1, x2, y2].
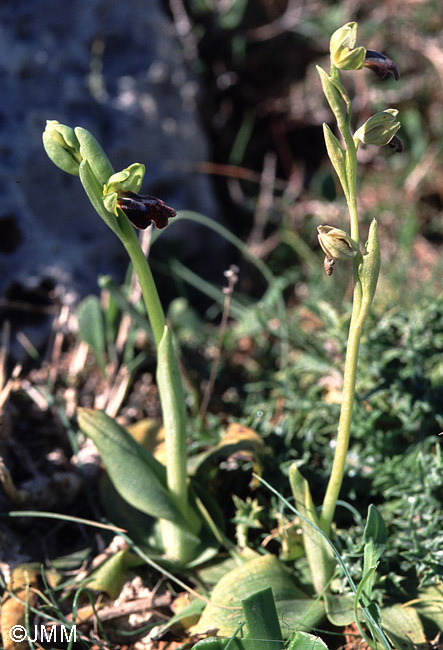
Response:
[289, 21, 402, 594]
[42, 19, 406, 646]
[43, 122, 203, 565]
[190, 21, 404, 649]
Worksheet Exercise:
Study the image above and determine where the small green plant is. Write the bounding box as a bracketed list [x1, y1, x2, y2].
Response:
[41, 21, 441, 648]
[43, 121, 203, 565]
[290, 20, 402, 589]
[190, 21, 416, 648]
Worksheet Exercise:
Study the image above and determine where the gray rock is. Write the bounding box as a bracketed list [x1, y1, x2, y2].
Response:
[0, 0, 219, 356]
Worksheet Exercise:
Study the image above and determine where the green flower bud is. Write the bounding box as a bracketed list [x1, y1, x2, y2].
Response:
[103, 163, 146, 215]
[354, 109, 401, 147]
[42, 120, 82, 176]
[317, 225, 360, 261]
[330, 22, 366, 71]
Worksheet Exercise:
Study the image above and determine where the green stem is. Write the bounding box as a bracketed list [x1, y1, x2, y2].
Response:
[319, 290, 363, 535]
[330, 66, 360, 246]
[118, 216, 167, 346]
[118, 215, 197, 562]
[320, 67, 364, 535]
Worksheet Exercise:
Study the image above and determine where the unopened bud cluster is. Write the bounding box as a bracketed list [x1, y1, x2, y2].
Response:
[317, 22, 402, 277]
[43, 121, 176, 231]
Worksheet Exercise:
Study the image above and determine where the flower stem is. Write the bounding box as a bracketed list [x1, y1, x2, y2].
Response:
[118, 216, 167, 346]
[320, 68, 364, 535]
[118, 216, 198, 562]
[319, 292, 363, 535]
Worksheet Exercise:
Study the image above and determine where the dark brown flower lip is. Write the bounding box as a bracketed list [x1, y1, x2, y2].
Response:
[324, 256, 335, 276]
[117, 190, 177, 229]
[364, 49, 400, 81]
[387, 135, 404, 153]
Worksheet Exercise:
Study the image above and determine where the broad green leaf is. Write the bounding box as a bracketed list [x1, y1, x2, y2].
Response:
[413, 583, 443, 632]
[192, 588, 283, 650]
[192, 554, 324, 637]
[242, 587, 282, 649]
[286, 631, 329, 650]
[77, 408, 188, 528]
[380, 605, 427, 650]
[77, 296, 106, 371]
[289, 463, 335, 594]
[98, 472, 161, 547]
[324, 593, 355, 626]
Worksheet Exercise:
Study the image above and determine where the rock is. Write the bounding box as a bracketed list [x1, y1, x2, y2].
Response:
[0, 0, 220, 358]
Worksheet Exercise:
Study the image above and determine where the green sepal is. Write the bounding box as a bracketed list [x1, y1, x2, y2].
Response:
[330, 22, 366, 70]
[354, 109, 401, 147]
[103, 163, 146, 215]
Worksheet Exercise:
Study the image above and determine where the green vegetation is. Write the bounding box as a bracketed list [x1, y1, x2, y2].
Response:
[1, 7, 442, 650]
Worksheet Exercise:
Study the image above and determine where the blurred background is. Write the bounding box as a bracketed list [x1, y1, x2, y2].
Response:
[1, 0, 442, 357]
